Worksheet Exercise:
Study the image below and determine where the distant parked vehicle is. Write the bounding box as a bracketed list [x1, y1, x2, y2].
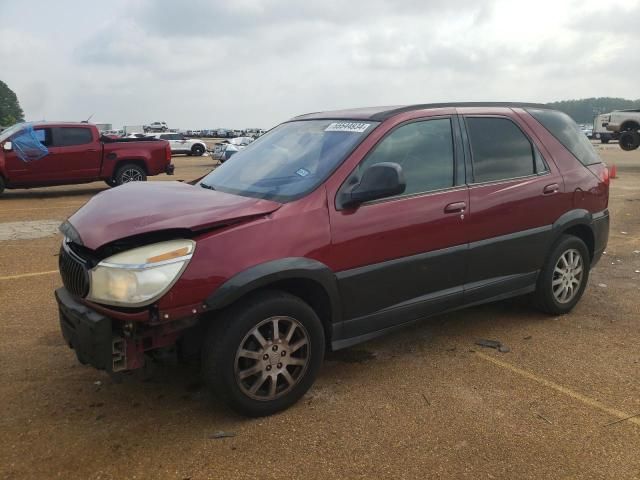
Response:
[123, 125, 145, 136]
[0, 121, 173, 194]
[245, 128, 265, 138]
[145, 121, 169, 133]
[216, 129, 233, 138]
[219, 136, 254, 162]
[593, 114, 618, 144]
[579, 124, 593, 139]
[599, 109, 640, 150]
[153, 132, 207, 156]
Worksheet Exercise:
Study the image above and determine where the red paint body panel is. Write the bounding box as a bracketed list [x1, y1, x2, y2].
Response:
[0, 122, 171, 189]
[68, 180, 283, 249]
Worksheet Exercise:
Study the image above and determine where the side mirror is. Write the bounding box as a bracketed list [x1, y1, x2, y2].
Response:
[340, 162, 406, 209]
[2, 141, 12, 152]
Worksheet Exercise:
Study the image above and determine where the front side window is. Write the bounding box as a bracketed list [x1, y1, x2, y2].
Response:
[53, 127, 93, 147]
[466, 117, 535, 183]
[199, 119, 378, 202]
[350, 118, 455, 197]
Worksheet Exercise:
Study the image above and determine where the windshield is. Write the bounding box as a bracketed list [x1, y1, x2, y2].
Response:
[0, 123, 25, 143]
[199, 119, 378, 202]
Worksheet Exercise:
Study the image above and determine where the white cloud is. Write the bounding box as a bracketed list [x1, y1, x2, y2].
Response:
[0, 0, 638, 129]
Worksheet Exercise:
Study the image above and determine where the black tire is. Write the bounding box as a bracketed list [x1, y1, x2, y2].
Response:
[601, 138, 609, 144]
[202, 290, 325, 417]
[191, 144, 205, 156]
[534, 234, 590, 315]
[0, 175, 5, 196]
[114, 163, 147, 186]
[619, 131, 640, 151]
[104, 179, 117, 187]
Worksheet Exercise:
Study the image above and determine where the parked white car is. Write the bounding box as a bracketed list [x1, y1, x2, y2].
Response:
[153, 132, 207, 156]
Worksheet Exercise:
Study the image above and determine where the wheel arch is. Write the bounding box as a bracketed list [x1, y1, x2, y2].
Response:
[552, 209, 595, 260]
[204, 258, 342, 347]
[115, 158, 148, 174]
[620, 120, 640, 132]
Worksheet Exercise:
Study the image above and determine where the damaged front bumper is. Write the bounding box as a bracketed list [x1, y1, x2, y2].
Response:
[56, 287, 188, 373]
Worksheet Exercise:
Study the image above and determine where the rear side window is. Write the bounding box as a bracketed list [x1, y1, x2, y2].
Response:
[466, 117, 536, 183]
[53, 127, 93, 147]
[527, 108, 600, 166]
[356, 118, 455, 196]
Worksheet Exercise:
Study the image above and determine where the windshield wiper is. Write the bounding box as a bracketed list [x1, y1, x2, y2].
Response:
[200, 183, 216, 191]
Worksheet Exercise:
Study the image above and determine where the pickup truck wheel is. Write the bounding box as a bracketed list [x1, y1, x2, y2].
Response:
[114, 164, 147, 185]
[0, 176, 5, 195]
[191, 144, 205, 156]
[534, 234, 590, 315]
[619, 131, 640, 151]
[202, 290, 325, 417]
[104, 179, 117, 187]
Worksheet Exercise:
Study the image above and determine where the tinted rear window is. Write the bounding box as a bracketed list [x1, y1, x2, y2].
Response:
[527, 109, 601, 165]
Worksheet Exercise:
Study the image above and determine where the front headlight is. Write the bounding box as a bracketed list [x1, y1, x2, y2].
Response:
[88, 239, 195, 307]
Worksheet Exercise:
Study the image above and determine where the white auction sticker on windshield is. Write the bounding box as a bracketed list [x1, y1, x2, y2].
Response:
[325, 122, 371, 133]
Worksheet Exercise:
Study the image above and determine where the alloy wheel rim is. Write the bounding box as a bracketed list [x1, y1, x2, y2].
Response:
[121, 169, 143, 183]
[234, 316, 310, 401]
[552, 248, 583, 304]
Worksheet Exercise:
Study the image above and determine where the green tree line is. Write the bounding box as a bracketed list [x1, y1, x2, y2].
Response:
[0, 80, 24, 126]
[546, 97, 640, 124]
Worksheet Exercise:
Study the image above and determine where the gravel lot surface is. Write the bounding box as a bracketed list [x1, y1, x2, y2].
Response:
[1, 145, 639, 479]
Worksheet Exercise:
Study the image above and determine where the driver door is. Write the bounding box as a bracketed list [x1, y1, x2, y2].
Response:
[328, 117, 469, 338]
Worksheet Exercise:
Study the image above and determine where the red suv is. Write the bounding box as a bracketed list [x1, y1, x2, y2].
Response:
[56, 103, 609, 416]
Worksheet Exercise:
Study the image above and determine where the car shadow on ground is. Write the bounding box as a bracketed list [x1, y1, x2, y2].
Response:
[97, 297, 549, 417]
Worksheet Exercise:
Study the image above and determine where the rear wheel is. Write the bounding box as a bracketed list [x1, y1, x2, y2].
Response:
[0, 175, 5, 196]
[191, 144, 205, 156]
[202, 290, 324, 417]
[114, 163, 147, 186]
[619, 131, 640, 151]
[534, 235, 590, 315]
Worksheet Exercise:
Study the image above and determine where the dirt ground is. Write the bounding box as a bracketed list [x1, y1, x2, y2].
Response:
[1, 145, 639, 479]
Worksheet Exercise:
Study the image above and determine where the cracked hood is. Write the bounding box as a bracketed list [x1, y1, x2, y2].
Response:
[66, 181, 282, 249]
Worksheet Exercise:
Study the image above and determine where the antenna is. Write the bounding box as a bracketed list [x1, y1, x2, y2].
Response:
[83, 113, 95, 123]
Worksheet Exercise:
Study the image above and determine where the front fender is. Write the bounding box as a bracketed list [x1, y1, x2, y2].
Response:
[204, 257, 341, 324]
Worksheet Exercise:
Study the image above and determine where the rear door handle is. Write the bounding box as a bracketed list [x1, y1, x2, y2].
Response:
[543, 183, 559, 194]
[444, 201, 467, 213]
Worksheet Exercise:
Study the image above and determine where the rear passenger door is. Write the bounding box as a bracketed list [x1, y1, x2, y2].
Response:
[329, 117, 469, 338]
[460, 112, 566, 303]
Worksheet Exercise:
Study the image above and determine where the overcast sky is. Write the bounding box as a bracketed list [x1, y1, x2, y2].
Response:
[1, 0, 638, 129]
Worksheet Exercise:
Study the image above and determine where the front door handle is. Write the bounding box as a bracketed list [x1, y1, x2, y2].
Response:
[444, 201, 467, 213]
[543, 183, 559, 194]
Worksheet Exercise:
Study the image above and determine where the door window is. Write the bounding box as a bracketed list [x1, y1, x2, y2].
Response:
[33, 128, 53, 147]
[465, 117, 538, 183]
[351, 118, 455, 197]
[52, 127, 93, 147]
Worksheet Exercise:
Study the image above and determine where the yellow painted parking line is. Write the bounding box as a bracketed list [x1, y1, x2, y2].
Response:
[0, 270, 59, 281]
[0, 205, 83, 214]
[475, 351, 640, 427]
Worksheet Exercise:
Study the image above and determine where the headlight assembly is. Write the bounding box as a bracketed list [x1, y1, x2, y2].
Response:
[87, 239, 195, 307]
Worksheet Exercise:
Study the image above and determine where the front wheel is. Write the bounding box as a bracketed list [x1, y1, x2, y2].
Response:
[534, 235, 590, 315]
[114, 163, 147, 186]
[619, 131, 640, 151]
[202, 290, 325, 417]
[0, 175, 5, 196]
